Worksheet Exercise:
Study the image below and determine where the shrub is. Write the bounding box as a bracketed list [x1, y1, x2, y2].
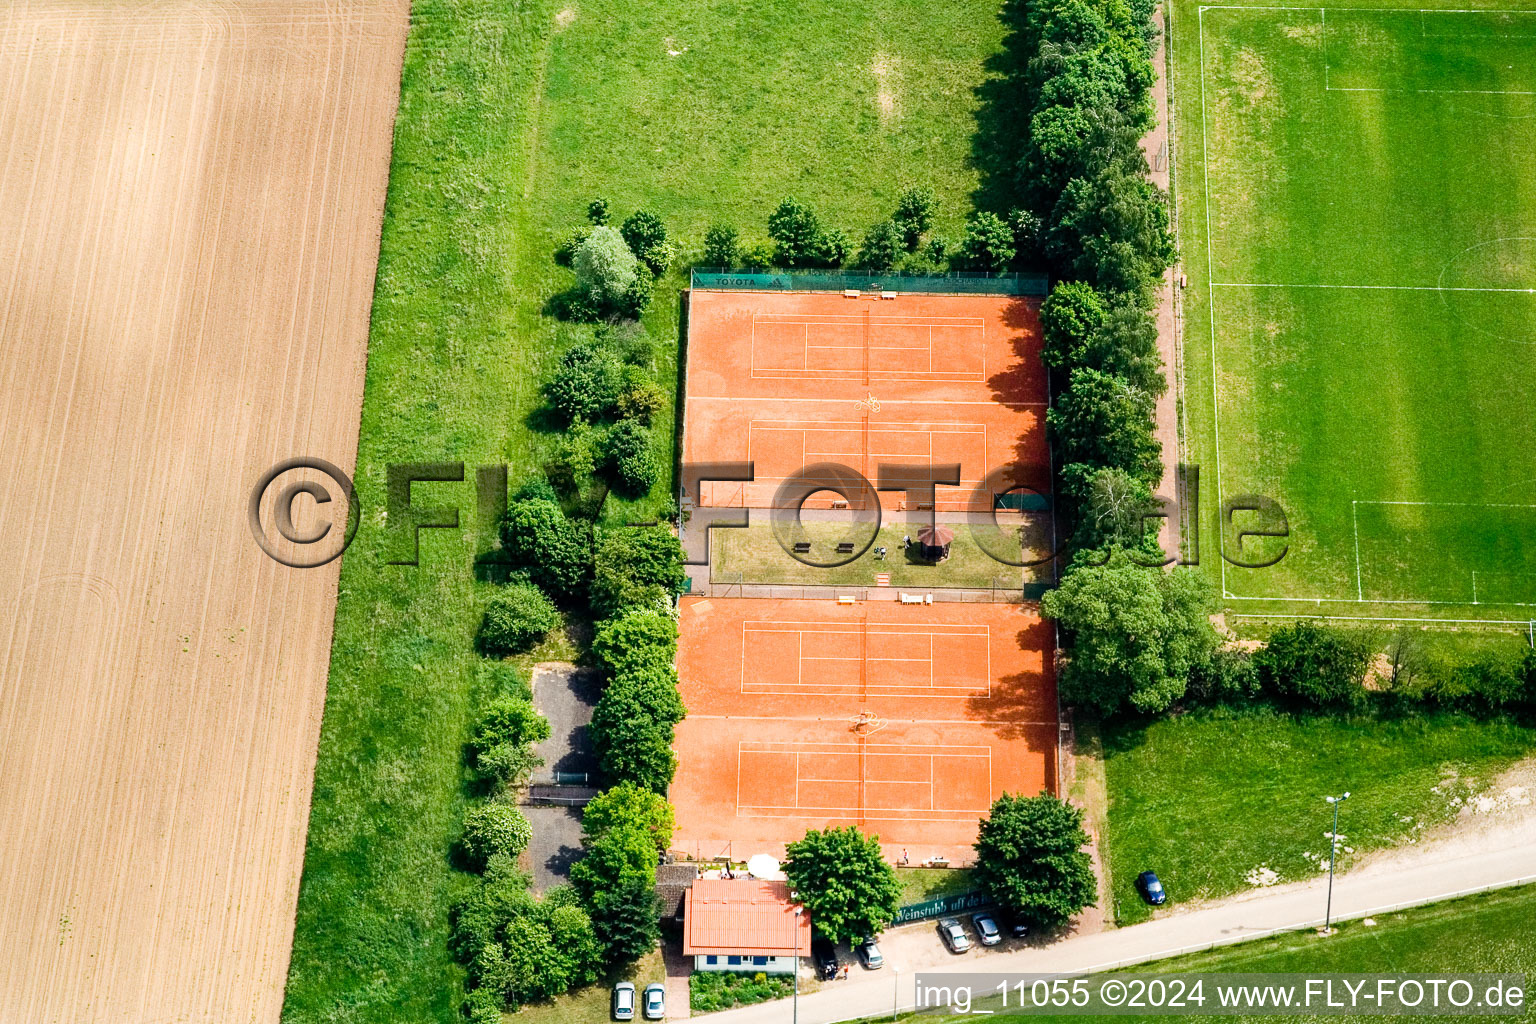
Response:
[1048, 368, 1161, 491]
[590, 665, 686, 793]
[893, 184, 936, 251]
[856, 220, 902, 271]
[1255, 621, 1371, 710]
[602, 319, 656, 367]
[554, 225, 591, 267]
[573, 225, 639, 310]
[956, 211, 1016, 272]
[815, 226, 850, 267]
[973, 793, 1096, 930]
[477, 583, 559, 655]
[461, 803, 534, 867]
[543, 340, 621, 423]
[590, 531, 685, 622]
[615, 364, 666, 424]
[600, 419, 658, 497]
[469, 696, 550, 785]
[501, 498, 592, 601]
[1040, 281, 1109, 371]
[621, 210, 671, 275]
[703, 223, 741, 267]
[592, 607, 680, 674]
[924, 235, 952, 266]
[618, 266, 655, 318]
[586, 196, 611, 225]
[1187, 647, 1262, 704]
[543, 420, 599, 495]
[742, 240, 778, 269]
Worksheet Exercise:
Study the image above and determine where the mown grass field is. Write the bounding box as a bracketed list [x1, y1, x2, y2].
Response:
[281, 1, 1012, 1020]
[1171, 0, 1536, 623]
[1101, 707, 1536, 924]
[907, 882, 1536, 1022]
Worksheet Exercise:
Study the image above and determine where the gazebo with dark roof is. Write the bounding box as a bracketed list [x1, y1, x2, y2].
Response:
[916, 523, 954, 562]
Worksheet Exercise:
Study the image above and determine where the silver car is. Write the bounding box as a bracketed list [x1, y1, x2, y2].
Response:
[642, 982, 666, 1020]
[612, 981, 636, 1021]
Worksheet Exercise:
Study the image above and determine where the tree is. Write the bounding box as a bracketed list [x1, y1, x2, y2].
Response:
[573, 225, 640, 310]
[893, 184, 936, 251]
[783, 826, 900, 943]
[621, 209, 672, 275]
[600, 419, 658, 497]
[477, 583, 560, 655]
[768, 197, 827, 268]
[586, 197, 611, 225]
[1071, 465, 1157, 554]
[1255, 621, 1371, 709]
[1048, 368, 1161, 489]
[543, 340, 622, 423]
[582, 781, 676, 852]
[571, 823, 663, 963]
[1040, 281, 1109, 371]
[956, 211, 1017, 272]
[1040, 551, 1219, 715]
[973, 793, 1097, 929]
[585, 867, 662, 964]
[856, 220, 902, 271]
[590, 530, 685, 621]
[589, 665, 686, 793]
[501, 498, 592, 601]
[703, 223, 741, 267]
[469, 696, 550, 786]
[461, 803, 534, 868]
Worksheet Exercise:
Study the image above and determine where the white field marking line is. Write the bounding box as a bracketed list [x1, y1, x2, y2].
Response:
[1227, 612, 1536, 624]
[1327, 86, 1536, 94]
[1212, 281, 1536, 292]
[1322, 7, 1328, 90]
[1356, 499, 1536, 507]
[1199, 5, 1228, 599]
[1223, 592, 1536, 606]
[1352, 500, 1364, 600]
[1199, 5, 1536, 11]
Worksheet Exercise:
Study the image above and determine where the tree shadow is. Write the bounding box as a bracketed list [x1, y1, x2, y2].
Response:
[968, 0, 1035, 215]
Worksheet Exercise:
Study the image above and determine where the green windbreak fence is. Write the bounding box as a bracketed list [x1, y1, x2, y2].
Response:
[892, 889, 990, 925]
[691, 268, 1049, 297]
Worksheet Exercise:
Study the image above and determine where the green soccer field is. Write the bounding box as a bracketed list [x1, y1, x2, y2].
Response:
[1173, 0, 1536, 627]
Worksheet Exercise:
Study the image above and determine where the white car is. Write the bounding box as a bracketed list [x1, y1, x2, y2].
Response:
[642, 982, 666, 1020]
[612, 982, 636, 1021]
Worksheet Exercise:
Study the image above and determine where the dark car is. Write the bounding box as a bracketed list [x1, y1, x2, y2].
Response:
[971, 911, 1002, 946]
[812, 938, 839, 980]
[938, 916, 972, 954]
[1138, 870, 1168, 906]
[1002, 913, 1029, 939]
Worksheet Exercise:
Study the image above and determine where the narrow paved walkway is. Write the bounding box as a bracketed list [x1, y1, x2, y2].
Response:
[1143, 4, 1185, 560]
[693, 816, 1536, 1023]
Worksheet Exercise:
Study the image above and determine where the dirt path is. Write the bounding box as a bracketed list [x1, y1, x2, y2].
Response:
[0, 4, 408, 1021]
[1144, 5, 1185, 560]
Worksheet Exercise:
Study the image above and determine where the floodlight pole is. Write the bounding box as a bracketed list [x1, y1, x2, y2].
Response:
[1323, 792, 1350, 933]
[893, 966, 901, 1022]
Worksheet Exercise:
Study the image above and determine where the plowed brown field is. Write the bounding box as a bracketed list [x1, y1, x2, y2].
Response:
[0, 3, 408, 1021]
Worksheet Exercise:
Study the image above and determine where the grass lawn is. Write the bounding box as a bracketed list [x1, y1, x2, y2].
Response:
[1170, 0, 1536, 624]
[896, 867, 979, 907]
[710, 522, 1051, 591]
[1102, 707, 1536, 924]
[903, 882, 1536, 1022]
[508, 950, 665, 1024]
[281, 1, 1013, 1020]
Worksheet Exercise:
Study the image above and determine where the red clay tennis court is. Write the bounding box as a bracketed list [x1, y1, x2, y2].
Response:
[682, 289, 1049, 512]
[671, 596, 1057, 864]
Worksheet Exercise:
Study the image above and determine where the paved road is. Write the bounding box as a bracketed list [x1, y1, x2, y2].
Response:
[695, 817, 1536, 1023]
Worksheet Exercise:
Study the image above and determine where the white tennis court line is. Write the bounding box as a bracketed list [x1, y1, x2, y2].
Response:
[740, 621, 994, 697]
[750, 311, 989, 382]
[736, 740, 995, 817]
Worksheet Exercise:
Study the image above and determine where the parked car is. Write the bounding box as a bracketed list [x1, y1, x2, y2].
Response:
[1138, 870, 1167, 906]
[812, 938, 839, 980]
[857, 938, 884, 969]
[642, 982, 666, 1020]
[938, 916, 971, 953]
[1001, 912, 1029, 939]
[612, 982, 636, 1021]
[971, 911, 1002, 946]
